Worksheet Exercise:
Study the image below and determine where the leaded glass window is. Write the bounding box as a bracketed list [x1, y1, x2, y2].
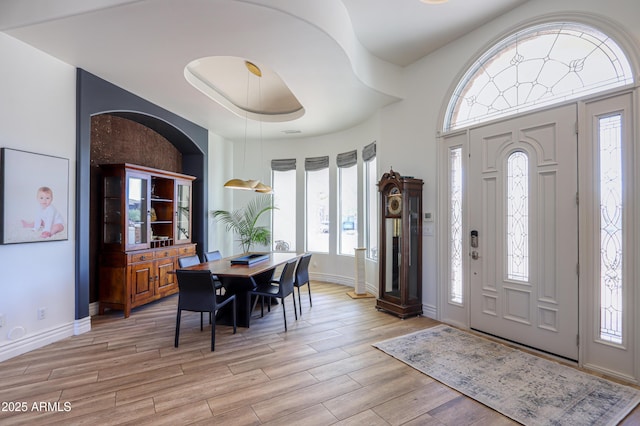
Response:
[445, 22, 633, 131]
[449, 147, 463, 304]
[599, 114, 623, 344]
[507, 151, 529, 281]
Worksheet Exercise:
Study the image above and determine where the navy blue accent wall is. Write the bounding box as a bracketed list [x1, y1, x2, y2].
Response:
[76, 69, 208, 320]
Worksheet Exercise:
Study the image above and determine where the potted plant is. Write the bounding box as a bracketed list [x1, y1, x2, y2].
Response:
[211, 194, 276, 253]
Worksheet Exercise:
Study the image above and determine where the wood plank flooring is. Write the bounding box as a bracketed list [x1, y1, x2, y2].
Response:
[1, 281, 639, 425]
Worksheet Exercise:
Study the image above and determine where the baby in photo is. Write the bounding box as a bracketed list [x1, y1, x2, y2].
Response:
[21, 186, 65, 238]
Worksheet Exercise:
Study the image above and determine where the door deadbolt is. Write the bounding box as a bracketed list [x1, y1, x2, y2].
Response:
[471, 230, 479, 248]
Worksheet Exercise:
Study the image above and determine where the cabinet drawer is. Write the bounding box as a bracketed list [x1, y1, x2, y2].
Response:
[129, 251, 153, 263]
[176, 245, 196, 256]
[155, 248, 178, 259]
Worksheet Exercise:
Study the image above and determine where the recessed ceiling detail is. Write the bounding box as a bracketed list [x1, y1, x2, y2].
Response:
[184, 56, 305, 123]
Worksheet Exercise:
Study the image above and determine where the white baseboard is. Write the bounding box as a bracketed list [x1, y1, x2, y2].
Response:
[89, 301, 100, 317]
[422, 303, 437, 319]
[0, 316, 92, 363]
[310, 272, 352, 286]
[309, 272, 377, 296]
[0, 322, 73, 362]
[74, 316, 92, 335]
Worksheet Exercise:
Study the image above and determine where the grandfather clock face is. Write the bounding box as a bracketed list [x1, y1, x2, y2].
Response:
[386, 186, 402, 217]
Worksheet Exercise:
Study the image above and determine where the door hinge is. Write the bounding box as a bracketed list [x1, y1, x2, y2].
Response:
[576, 334, 580, 346]
[576, 263, 580, 277]
[575, 121, 579, 135]
[576, 192, 579, 205]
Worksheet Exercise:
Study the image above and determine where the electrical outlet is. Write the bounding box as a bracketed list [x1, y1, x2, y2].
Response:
[37, 307, 46, 320]
[0, 314, 5, 327]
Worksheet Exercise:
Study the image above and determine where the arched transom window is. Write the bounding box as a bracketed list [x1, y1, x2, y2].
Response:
[444, 22, 634, 131]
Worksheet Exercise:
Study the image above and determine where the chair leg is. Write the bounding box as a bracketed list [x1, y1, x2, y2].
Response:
[174, 309, 182, 348]
[211, 312, 216, 351]
[232, 298, 237, 334]
[307, 283, 312, 308]
[282, 298, 287, 331]
[297, 287, 303, 317]
[260, 296, 264, 317]
[200, 312, 204, 331]
[292, 292, 298, 321]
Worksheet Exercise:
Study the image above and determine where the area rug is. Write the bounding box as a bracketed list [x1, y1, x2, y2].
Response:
[373, 325, 640, 426]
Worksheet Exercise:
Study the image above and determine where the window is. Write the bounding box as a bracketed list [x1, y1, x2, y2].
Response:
[271, 159, 296, 251]
[506, 151, 529, 282]
[444, 22, 633, 131]
[305, 156, 329, 253]
[599, 114, 623, 344]
[364, 142, 377, 261]
[338, 150, 358, 255]
[449, 147, 463, 303]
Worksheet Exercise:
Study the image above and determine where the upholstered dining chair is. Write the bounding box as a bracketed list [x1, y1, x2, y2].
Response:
[204, 250, 222, 262]
[203, 250, 224, 294]
[250, 258, 298, 331]
[174, 269, 236, 351]
[178, 254, 201, 268]
[293, 253, 312, 316]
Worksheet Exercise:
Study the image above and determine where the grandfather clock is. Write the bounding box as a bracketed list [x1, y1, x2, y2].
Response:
[376, 169, 423, 318]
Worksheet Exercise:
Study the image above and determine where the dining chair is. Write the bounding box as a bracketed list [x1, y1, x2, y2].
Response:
[174, 269, 236, 351]
[178, 254, 201, 268]
[203, 250, 224, 294]
[204, 250, 222, 262]
[294, 253, 312, 316]
[250, 258, 298, 331]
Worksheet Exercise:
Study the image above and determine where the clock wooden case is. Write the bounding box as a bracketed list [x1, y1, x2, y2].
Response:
[376, 168, 423, 318]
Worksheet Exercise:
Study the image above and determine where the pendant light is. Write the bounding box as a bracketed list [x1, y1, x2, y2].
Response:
[224, 60, 272, 193]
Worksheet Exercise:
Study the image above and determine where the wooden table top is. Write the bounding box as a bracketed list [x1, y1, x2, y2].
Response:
[181, 252, 302, 278]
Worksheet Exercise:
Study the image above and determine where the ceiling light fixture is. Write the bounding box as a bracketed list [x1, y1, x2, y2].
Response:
[224, 61, 273, 194]
[420, 0, 449, 4]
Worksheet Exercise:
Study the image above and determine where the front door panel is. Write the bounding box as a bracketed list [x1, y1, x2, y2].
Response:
[469, 104, 578, 360]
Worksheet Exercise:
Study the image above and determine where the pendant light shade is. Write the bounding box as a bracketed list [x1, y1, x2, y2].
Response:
[254, 181, 273, 194]
[224, 178, 257, 190]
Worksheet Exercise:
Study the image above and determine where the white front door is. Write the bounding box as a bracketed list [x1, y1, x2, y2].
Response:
[468, 104, 579, 360]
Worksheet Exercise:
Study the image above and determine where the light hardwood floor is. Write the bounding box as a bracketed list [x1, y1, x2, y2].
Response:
[1, 281, 639, 425]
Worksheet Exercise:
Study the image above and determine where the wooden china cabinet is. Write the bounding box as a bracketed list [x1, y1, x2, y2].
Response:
[376, 168, 423, 318]
[98, 163, 196, 317]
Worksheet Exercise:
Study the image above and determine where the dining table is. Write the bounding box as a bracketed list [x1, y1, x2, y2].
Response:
[179, 252, 303, 327]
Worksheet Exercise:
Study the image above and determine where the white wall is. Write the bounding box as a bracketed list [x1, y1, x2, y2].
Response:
[0, 33, 78, 361]
[207, 130, 234, 256]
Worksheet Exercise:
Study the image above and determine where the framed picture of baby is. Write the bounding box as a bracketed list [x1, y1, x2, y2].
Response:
[0, 148, 69, 244]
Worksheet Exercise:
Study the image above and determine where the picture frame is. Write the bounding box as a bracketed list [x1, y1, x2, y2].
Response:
[0, 148, 69, 244]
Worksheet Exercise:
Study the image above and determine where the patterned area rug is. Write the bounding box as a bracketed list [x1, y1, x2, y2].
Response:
[373, 325, 640, 426]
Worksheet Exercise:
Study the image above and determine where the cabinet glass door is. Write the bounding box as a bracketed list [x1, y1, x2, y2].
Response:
[127, 174, 149, 248]
[175, 180, 191, 243]
[103, 175, 122, 245]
